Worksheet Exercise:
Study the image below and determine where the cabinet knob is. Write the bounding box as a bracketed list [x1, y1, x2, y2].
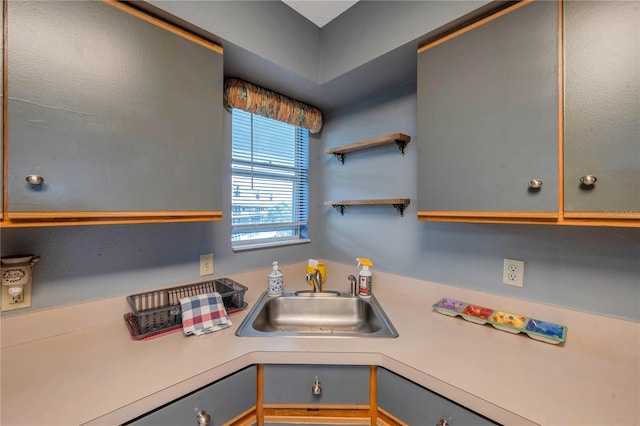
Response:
[196, 410, 210, 426]
[311, 376, 323, 395]
[580, 175, 597, 187]
[26, 175, 44, 185]
[436, 419, 449, 426]
[528, 179, 543, 190]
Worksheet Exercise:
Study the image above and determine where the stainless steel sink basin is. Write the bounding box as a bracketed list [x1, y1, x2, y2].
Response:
[235, 291, 398, 338]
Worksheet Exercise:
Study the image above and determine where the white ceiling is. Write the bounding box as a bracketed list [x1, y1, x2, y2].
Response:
[281, 1, 360, 27]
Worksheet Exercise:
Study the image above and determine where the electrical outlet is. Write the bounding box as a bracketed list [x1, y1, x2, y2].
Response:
[503, 258, 524, 287]
[1, 282, 33, 312]
[200, 253, 214, 276]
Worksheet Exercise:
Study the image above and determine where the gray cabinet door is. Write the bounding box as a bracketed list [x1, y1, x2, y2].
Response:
[1, 7, 3, 219]
[263, 364, 370, 405]
[126, 366, 256, 426]
[417, 1, 559, 215]
[377, 368, 498, 426]
[6, 1, 223, 214]
[563, 1, 640, 215]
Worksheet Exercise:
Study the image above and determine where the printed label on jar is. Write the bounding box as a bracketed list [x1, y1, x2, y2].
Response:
[268, 278, 283, 296]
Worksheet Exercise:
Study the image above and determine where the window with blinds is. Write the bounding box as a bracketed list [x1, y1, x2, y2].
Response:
[231, 109, 309, 249]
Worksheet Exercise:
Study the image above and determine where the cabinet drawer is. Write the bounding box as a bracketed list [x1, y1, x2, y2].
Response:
[126, 366, 256, 426]
[377, 368, 498, 426]
[263, 364, 370, 405]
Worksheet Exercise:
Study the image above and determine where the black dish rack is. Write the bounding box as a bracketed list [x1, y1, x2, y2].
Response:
[124, 278, 248, 340]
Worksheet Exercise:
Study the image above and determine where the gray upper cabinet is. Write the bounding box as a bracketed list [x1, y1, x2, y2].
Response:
[417, 1, 560, 220]
[1, 6, 4, 220]
[5, 1, 223, 224]
[563, 0, 640, 218]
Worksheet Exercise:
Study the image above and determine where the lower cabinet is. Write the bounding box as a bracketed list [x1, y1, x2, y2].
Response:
[125, 366, 256, 426]
[377, 368, 499, 426]
[262, 364, 371, 425]
[124, 365, 500, 426]
[263, 364, 370, 406]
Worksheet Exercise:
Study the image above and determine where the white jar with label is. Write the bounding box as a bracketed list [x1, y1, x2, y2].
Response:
[268, 261, 283, 297]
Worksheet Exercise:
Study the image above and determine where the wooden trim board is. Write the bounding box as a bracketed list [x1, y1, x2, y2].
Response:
[1, 213, 222, 228]
[418, 0, 534, 53]
[102, 0, 223, 54]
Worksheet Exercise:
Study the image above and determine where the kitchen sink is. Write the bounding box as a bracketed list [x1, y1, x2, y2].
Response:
[235, 291, 398, 338]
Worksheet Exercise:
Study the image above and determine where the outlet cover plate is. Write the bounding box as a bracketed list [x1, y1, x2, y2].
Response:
[1, 282, 33, 312]
[503, 258, 524, 287]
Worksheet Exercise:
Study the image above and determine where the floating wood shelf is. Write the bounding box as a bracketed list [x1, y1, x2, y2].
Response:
[326, 133, 411, 164]
[325, 199, 411, 216]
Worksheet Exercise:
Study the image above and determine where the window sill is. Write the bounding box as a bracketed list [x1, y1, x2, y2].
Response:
[232, 238, 311, 252]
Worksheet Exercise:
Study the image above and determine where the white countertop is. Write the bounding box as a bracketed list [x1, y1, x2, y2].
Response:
[1, 261, 638, 426]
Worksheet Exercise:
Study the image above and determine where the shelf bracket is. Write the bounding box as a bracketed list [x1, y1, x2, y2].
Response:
[395, 140, 408, 156]
[331, 204, 346, 215]
[392, 203, 406, 217]
[332, 153, 346, 165]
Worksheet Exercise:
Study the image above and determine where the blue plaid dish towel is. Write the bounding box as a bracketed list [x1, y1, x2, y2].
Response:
[179, 292, 232, 336]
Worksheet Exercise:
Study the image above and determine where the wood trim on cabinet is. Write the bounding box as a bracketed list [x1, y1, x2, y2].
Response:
[256, 364, 264, 425]
[0, 212, 222, 228]
[369, 366, 377, 426]
[376, 407, 406, 426]
[418, 213, 640, 228]
[263, 404, 370, 423]
[224, 407, 256, 426]
[419, 211, 559, 219]
[6, 211, 222, 219]
[101, 0, 223, 55]
[417, 0, 533, 53]
[564, 211, 640, 220]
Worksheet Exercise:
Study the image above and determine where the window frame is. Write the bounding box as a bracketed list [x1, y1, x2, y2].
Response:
[230, 109, 310, 251]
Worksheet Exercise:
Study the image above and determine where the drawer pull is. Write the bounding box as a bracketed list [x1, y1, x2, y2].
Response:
[196, 410, 210, 426]
[312, 376, 322, 395]
[528, 179, 543, 190]
[580, 175, 597, 187]
[26, 175, 44, 185]
[437, 419, 449, 426]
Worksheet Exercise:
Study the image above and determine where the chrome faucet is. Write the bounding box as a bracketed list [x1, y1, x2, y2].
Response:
[305, 268, 323, 293]
[347, 275, 357, 297]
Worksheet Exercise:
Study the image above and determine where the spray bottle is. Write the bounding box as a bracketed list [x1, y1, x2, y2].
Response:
[356, 258, 373, 298]
[268, 261, 283, 297]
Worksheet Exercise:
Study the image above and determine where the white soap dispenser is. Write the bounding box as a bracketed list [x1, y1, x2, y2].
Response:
[268, 261, 284, 297]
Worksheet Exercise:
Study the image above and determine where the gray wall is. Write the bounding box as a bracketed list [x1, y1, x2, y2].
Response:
[320, 0, 489, 83]
[146, 0, 321, 83]
[320, 83, 640, 321]
[0, 109, 324, 313]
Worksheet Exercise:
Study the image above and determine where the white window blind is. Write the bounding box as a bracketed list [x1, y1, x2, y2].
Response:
[231, 109, 309, 249]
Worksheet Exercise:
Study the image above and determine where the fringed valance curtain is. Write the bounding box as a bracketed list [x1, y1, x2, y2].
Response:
[223, 78, 323, 134]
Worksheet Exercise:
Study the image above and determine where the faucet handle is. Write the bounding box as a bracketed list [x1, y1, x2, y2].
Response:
[347, 275, 357, 296]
